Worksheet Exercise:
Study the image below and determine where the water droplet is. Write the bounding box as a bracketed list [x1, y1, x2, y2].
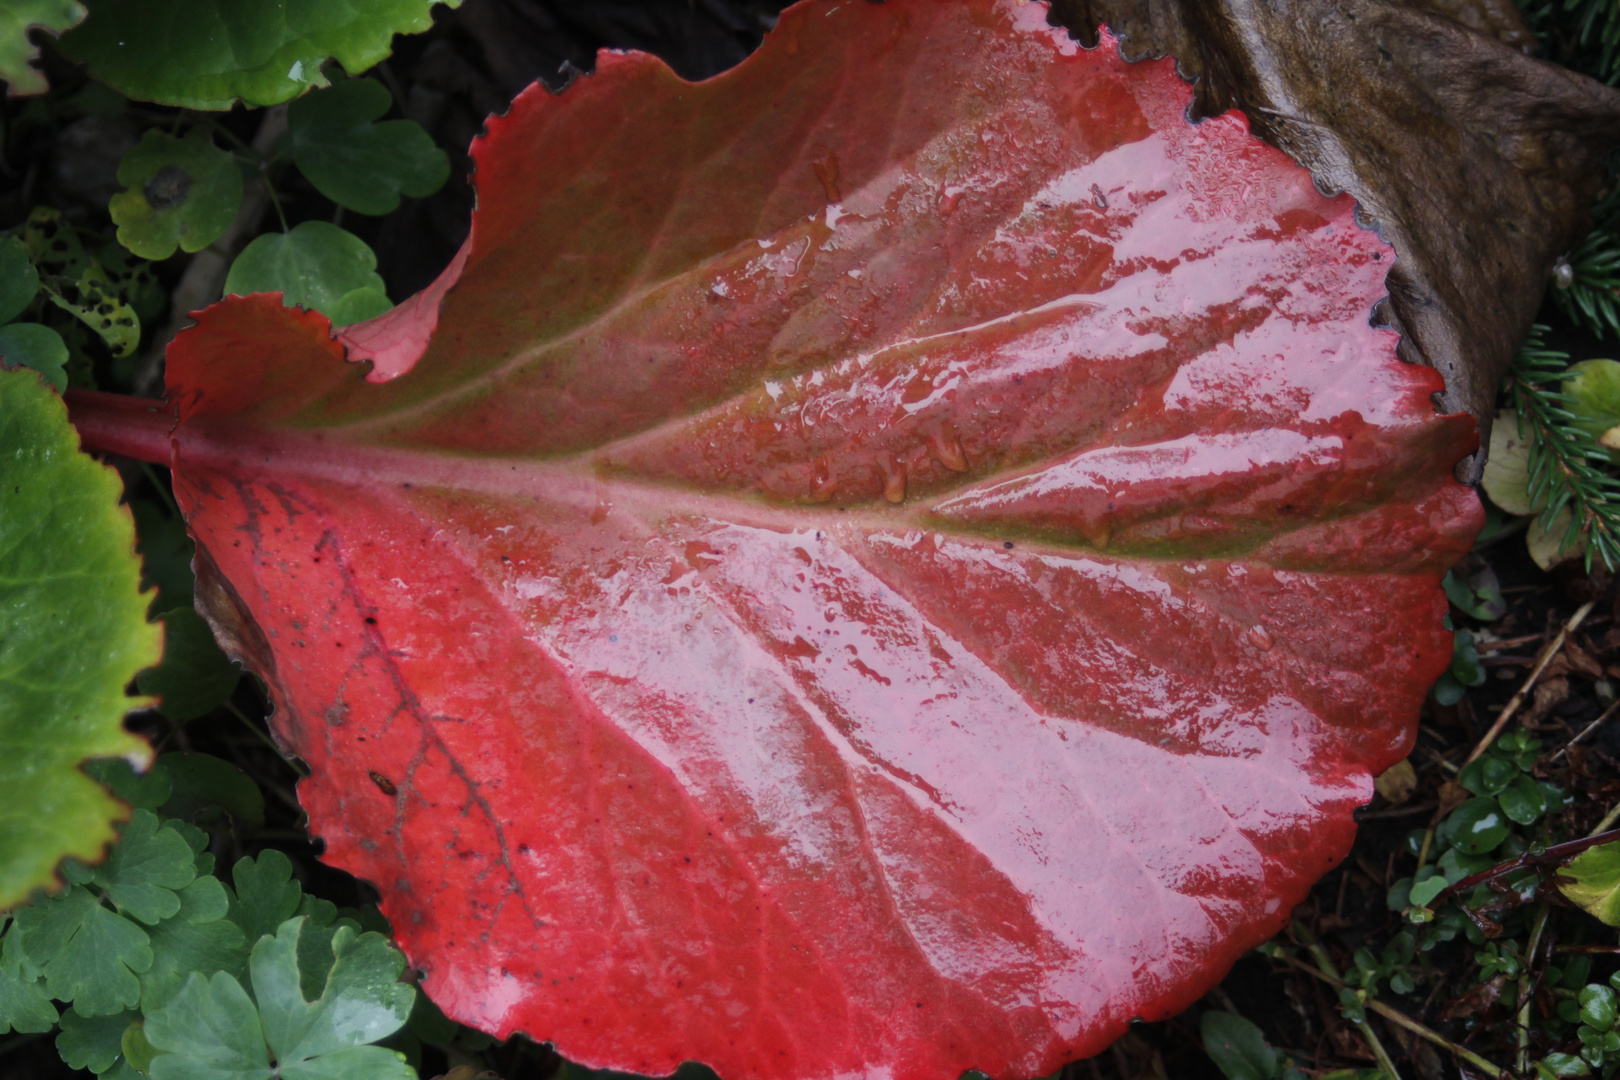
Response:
[1248, 625, 1275, 651]
[926, 430, 969, 472]
[1553, 257, 1574, 290]
[877, 455, 907, 504]
[1090, 183, 1108, 210]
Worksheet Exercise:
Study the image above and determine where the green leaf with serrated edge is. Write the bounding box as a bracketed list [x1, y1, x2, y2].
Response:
[0, 919, 57, 1034]
[94, 810, 198, 924]
[1565, 358, 1620, 460]
[252, 918, 414, 1072]
[0, 235, 39, 323]
[1481, 407, 1538, 516]
[0, 368, 157, 906]
[231, 850, 303, 944]
[159, 753, 264, 831]
[288, 77, 449, 215]
[0, 322, 69, 391]
[144, 969, 269, 1080]
[59, 0, 460, 110]
[110, 129, 244, 260]
[85, 757, 174, 811]
[1203, 1010, 1278, 1080]
[225, 222, 391, 327]
[58, 1006, 139, 1072]
[132, 499, 194, 612]
[1560, 841, 1620, 926]
[15, 885, 151, 1014]
[0, 0, 85, 95]
[141, 876, 247, 1012]
[138, 608, 239, 722]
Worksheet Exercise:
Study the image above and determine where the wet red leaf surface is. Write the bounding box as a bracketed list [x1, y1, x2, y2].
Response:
[70, 1, 1483, 1076]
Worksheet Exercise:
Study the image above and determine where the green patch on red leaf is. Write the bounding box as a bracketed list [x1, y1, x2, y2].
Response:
[67, 1, 1482, 1077]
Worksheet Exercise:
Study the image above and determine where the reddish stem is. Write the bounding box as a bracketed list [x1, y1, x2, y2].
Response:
[65, 389, 176, 465]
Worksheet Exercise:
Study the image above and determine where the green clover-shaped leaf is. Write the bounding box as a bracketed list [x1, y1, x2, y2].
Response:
[110, 129, 244, 260]
[146, 917, 414, 1080]
[93, 810, 199, 924]
[14, 885, 151, 1016]
[140, 875, 247, 1012]
[225, 221, 391, 327]
[0, 919, 57, 1035]
[288, 77, 448, 215]
[57, 1006, 139, 1072]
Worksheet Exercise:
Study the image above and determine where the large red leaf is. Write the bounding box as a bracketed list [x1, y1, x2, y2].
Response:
[71, 1, 1483, 1076]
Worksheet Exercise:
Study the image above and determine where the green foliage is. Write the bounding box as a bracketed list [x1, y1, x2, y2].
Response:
[145, 917, 415, 1080]
[137, 608, 239, 723]
[1560, 841, 1620, 925]
[225, 221, 392, 326]
[0, 368, 159, 909]
[0, 0, 87, 95]
[22, 207, 142, 360]
[1553, 185, 1620, 335]
[59, 0, 461, 110]
[0, 754, 416, 1077]
[288, 78, 450, 215]
[109, 129, 244, 260]
[0, 234, 69, 390]
[1200, 1011, 1308, 1080]
[1503, 329, 1620, 570]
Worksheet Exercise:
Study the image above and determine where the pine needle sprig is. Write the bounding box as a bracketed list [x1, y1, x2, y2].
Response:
[1519, 0, 1620, 84]
[1552, 184, 1620, 338]
[1507, 329, 1620, 570]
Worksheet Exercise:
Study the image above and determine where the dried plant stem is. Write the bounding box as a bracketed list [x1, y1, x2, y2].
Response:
[1590, 800, 1620, 838]
[1292, 925, 1405, 1080]
[1552, 696, 1620, 761]
[1519, 904, 1551, 1076]
[1269, 950, 1508, 1079]
[1466, 600, 1595, 764]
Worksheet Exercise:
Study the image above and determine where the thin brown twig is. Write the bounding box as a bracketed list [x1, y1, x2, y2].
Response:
[1467, 601, 1595, 764]
[1266, 950, 1509, 1079]
[1551, 697, 1620, 762]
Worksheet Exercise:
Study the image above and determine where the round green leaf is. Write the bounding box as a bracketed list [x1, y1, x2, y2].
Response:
[0, 368, 158, 908]
[1498, 772, 1548, 825]
[59, 0, 460, 110]
[288, 77, 449, 215]
[0, 323, 69, 392]
[109, 129, 243, 261]
[225, 222, 391, 327]
[0, 236, 40, 325]
[1564, 358, 1620, 459]
[136, 608, 238, 722]
[1581, 985, 1619, 1033]
[1443, 796, 1511, 856]
[0, 0, 86, 95]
